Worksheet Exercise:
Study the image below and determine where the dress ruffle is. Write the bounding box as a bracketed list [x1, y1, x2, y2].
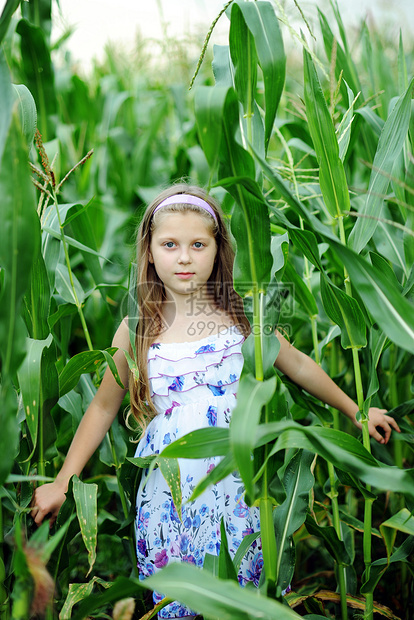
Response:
[148, 328, 244, 398]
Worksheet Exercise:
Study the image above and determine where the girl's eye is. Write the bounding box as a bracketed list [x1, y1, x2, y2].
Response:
[193, 242, 204, 249]
[164, 242, 175, 248]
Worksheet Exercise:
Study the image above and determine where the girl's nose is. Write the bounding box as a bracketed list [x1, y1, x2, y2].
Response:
[178, 247, 191, 264]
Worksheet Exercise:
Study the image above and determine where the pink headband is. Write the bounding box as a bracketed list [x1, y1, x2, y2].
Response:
[153, 194, 218, 222]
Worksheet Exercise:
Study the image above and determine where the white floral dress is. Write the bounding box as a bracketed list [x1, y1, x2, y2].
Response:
[134, 327, 262, 618]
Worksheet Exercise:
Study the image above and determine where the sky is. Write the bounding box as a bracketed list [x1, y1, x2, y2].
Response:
[1, 0, 413, 67]
[49, 0, 413, 68]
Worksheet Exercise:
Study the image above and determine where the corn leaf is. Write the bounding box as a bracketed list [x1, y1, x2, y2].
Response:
[230, 1, 285, 152]
[144, 563, 301, 620]
[230, 374, 276, 501]
[303, 47, 350, 218]
[58, 347, 121, 396]
[73, 476, 98, 577]
[349, 78, 414, 254]
[274, 450, 315, 591]
[320, 276, 367, 349]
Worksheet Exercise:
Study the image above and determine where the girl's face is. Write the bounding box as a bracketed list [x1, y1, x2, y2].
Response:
[149, 211, 217, 303]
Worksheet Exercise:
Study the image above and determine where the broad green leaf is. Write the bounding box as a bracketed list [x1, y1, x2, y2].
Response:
[303, 47, 350, 218]
[0, 380, 20, 486]
[305, 514, 352, 566]
[361, 508, 414, 594]
[0, 50, 13, 163]
[355, 105, 384, 137]
[218, 518, 238, 581]
[144, 563, 301, 619]
[0, 0, 21, 45]
[282, 260, 318, 318]
[212, 44, 233, 88]
[25, 251, 50, 339]
[257, 421, 414, 499]
[54, 262, 85, 305]
[231, 1, 285, 151]
[320, 276, 367, 349]
[230, 374, 276, 500]
[12, 84, 37, 149]
[288, 228, 324, 272]
[274, 450, 315, 591]
[337, 82, 355, 162]
[60, 576, 111, 620]
[16, 18, 56, 138]
[73, 476, 98, 577]
[260, 496, 277, 585]
[42, 226, 107, 261]
[58, 347, 121, 396]
[158, 457, 182, 520]
[229, 3, 258, 120]
[233, 531, 261, 573]
[349, 78, 414, 254]
[17, 335, 54, 456]
[161, 428, 230, 459]
[329, 241, 414, 352]
[195, 85, 227, 173]
[0, 108, 40, 377]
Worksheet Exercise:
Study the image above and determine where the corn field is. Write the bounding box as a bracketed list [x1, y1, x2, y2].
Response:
[0, 0, 413, 618]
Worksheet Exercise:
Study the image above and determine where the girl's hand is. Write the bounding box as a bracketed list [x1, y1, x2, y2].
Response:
[30, 480, 68, 526]
[354, 407, 401, 444]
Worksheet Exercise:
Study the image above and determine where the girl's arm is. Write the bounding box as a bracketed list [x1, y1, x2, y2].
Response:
[274, 330, 400, 444]
[31, 319, 131, 525]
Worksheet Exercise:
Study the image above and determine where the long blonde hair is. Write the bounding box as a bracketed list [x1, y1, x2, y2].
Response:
[129, 183, 250, 428]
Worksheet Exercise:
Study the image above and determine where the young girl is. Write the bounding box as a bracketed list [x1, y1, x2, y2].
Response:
[31, 183, 400, 618]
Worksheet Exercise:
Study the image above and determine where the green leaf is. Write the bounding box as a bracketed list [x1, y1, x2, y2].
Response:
[54, 263, 85, 305]
[303, 47, 350, 218]
[58, 347, 121, 396]
[257, 421, 414, 499]
[158, 457, 182, 520]
[0, 51, 13, 164]
[25, 251, 50, 339]
[144, 563, 301, 619]
[229, 3, 257, 119]
[329, 241, 414, 353]
[16, 18, 56, 138]
[0, 380, 20, 486]
[274, 450, 315, 591]
[62, 576, 112, 620]
[161, 427, 230, 459]
[305, 514, 352, 566]
[230, 374, 276, 500]
[320, 276, 367, 349]
[231, 0, 286, 151]
[349, 78, 414, 253]
[0, 107, 40, 377]
[73, 476, 98, 577]
[218, 518, 238, 581]
[17, 335, 56, 457]
[0, 0, 21, 46]
[282, 260, 318, 318]
[361, 511, 414, 596]
[337, 82, 355, 162]
[12, 84, 37, 149]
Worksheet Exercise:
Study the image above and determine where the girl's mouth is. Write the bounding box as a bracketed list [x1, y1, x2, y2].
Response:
[176, 272, 195, 279]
